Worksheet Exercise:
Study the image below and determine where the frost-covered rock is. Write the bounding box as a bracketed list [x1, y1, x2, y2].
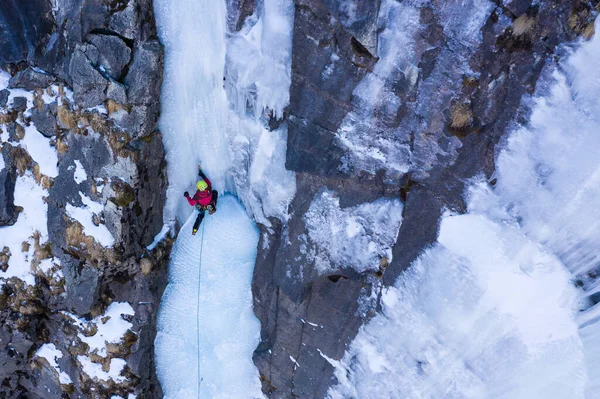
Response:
[303, 190, 403, 274]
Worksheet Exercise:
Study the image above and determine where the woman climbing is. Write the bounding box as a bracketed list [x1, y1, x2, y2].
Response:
[184, 163, 218, 235]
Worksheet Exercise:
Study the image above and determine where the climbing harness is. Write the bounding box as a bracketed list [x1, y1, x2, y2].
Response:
[196, 221, 206, 398]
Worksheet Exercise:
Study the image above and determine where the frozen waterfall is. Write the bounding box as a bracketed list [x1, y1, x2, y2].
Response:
[328, 18, 600, 399]
[151, 0, 294, 396]
[154, 196, 263, 398]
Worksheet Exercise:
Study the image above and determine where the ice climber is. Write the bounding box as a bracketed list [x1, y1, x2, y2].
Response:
[184, 163, 218, 235]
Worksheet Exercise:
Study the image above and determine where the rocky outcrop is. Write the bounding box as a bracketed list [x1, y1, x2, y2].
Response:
[0, 147, 18, 226]
[251, 0, 599, 397]
[0, 1, 169, 398]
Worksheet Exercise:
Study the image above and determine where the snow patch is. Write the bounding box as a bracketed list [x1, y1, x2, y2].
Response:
[0, 173, 49, 285]
[22, 123, 58, 178]
[65, 192, 114, 247]
[36, 343, 72, 384]
[65, 302, 134, 358]
[7, 89, 34, 113]
[0, 71, 9, 90]
[78, 355, 127, 383]
[72, 160, 87, 184]
[85, 105, 108, 115]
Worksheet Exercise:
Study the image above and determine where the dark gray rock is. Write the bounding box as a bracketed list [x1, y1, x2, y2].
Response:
[30, 103, 58, 137]
[107, 79, 128, 103]
[113, 131, 169, 255]
[109, 3, 140, 40]
[7, 123, 24, 142]
[286, 115, 345, 175]
[47, 133, 111, 257]
[285, 0, 378, 176]
[226, 0, 257, 32]
[0, 327, 33, 383]
[87, 33, 132, 80]
[124, 39, 163, 105]
[0, 1, 168, 398]
[0, 89, 8, 107]
[0, 148, 17, 226]
[109, 1, 158, 42]
[62, 254, 101, 315]
[20, 358, 65, 399]
[8, 67, 54, 90]
[111, 104, 159, 138]
[321, 0, 380, 55]
[503, 0, 532, 16]
[69, 45, 109, 108]
[0, 0, 54, 67]
[11, 96, 27, 112]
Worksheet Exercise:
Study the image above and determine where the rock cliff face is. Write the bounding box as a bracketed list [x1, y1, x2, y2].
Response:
[2, 0, 598, 397]
[249, 0, 598, 397]
[0, 1, 168, 397]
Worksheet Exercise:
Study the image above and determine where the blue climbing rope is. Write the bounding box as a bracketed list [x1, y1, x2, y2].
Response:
[197, 220, 206, 398]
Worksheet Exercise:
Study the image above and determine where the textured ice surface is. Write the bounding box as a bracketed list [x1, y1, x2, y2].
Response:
[224, 0, 296, 226]
[155, 196, 263, 399]
[226, 0, 294, 120]
[155, 0, 295, 229]
[154, 0, 291, 395]
[153, 0, 287, 395]
[328, 216, 584, 399]
[303, 190, 403, 274]
[154, 0, 231, 225]
[329, 20, 600, 399]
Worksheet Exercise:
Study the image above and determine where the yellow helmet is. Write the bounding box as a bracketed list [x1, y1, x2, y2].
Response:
[196, 180, 208, 191]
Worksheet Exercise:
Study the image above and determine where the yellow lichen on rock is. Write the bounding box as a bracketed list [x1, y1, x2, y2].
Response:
[450, 103, 474, 130]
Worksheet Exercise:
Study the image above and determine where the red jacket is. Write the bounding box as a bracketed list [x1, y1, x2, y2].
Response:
[186, 176, 213, 207]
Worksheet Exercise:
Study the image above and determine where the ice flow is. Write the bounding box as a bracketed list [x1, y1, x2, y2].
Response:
[152, 0, 275, 396]
[155, 196, 263, 398]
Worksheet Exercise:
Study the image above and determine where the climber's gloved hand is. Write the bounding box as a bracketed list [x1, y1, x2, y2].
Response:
[184, 191, 189, 197]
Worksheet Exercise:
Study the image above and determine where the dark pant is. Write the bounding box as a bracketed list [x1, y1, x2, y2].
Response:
[193, 210, 205, 232]
[192, 190, 218, 232]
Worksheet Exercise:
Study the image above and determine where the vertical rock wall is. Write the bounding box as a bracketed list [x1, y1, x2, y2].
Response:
[250, 0, 599, 397]
[0, 1, 169, 397]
